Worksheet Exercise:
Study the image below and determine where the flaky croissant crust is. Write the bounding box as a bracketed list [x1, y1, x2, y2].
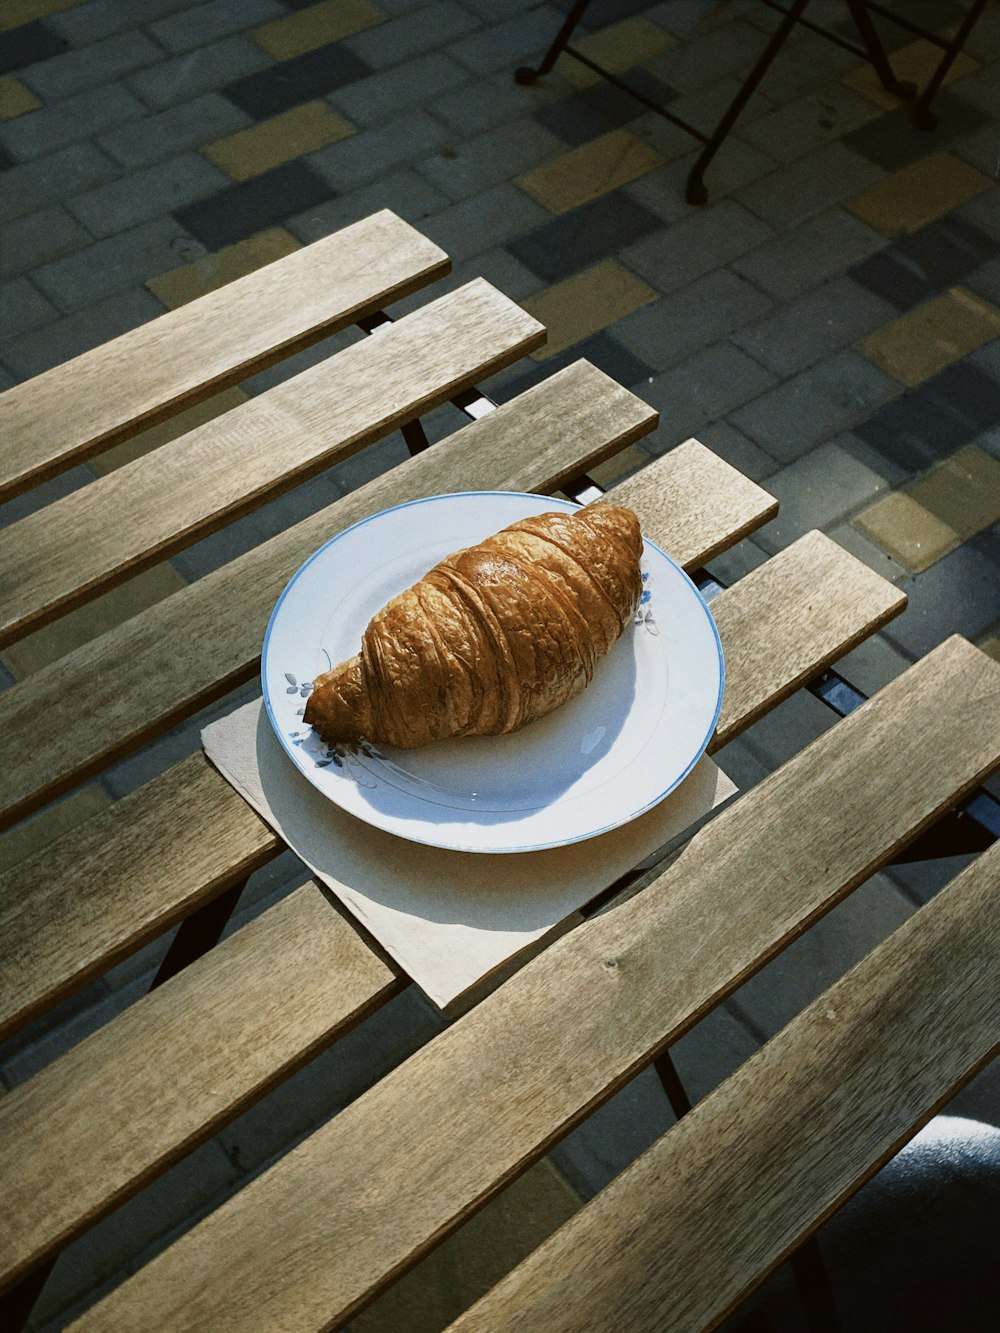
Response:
[303, 502, 643, 749]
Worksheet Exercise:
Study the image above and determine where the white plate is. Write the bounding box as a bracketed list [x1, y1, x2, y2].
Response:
[262, 492, 724, 853]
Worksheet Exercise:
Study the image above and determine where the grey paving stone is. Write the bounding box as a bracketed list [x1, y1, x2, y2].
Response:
[620, 199, 776, 294]
[307, 109, 450, 190]
[507, 191, 662, 282]
[0, 462, 98, 527]
[735, 142, 886, 230]
[327, 49, 469, 128]
[0, 204, 92, 279]
[537, 79, 666, 149]
[653, 70, 773, 139]
[643, 17, 771, 94]
[954, 120, 1000, 178]
[0, 286, 163, 380]
[849, 214, 996, 312]
[704, 533, 772, 587]
[67, 152, 229, 239]
[329, 431, 411, 495]
[149, 0, 285, 55]
[883, 532, 1000, 660]
[224, 41, 371, 120]
[0, 276, 59, 339]
[753, 438, 892, 554]
[647, 0, 757, 39]
[431, 68, 562, 135]
[126, 34, 272, 109]
[635, 135, 779, 216]
[0, 142, 121, 224]
[967, 257, 1000, 307]
[832, 629, 913, 699]
[956, 186, 1000, 242]
[396, 243, 545, 318]
[447, 5, 563, 74]
[344, 1, 480, 70]
[886, 852, 979, 911]
[742, 686, 838, 771]
[0, 367, 15, 392]
[19, 30, 163, 101]
[731, 275, 897, 378]
[711, 732, 773, 794]
[854, 361, 1000, 471]
[485, 326, 654, 404]
[693, 419, 780, 482]
[174, 160, 331, 249]
[415, 117, 565, 202]
[32, 216, 206, 313]
[49, 0, 195, 44]
[98, 93, 254, 169]
[639, 340, 779, 451]
[0, 82, 145, 161]
[731, 207, 886, 303]
[729, 872, 914, 1038]
[286, 167, 450, 242]
[729, 350, 898, 462]
[419, 182, 549, 263]
[827, 517, 910, 587]
[462, 0, 543, 16]
[614, 269, 774, 371]
[740, 84, 882, 163]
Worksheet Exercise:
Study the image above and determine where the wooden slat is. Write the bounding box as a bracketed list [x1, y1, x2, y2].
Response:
[0, 277, 545, 646]
[448, 843, 1000, 1332]
[0, 367, 665, 829]
[0, 883, 402, 1293]
[0, 210, 449, 502]
[0, 528, 902, 1283]
[0, 434, 780, 1032]
[69, 638, 1000, 1332]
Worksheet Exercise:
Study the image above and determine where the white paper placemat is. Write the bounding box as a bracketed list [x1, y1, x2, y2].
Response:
[203, 699, 735, 1010]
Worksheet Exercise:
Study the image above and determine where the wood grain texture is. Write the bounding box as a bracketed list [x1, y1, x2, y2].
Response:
[0, 360, 663, 829]
[448, 842, 1000, 1332]
[0, 525, 894, 1044]
[71, 638, 1000, 1333]
[0, 880, 401, 1292]
[0, 278, 545, 646]
[0, 211, 449, 502]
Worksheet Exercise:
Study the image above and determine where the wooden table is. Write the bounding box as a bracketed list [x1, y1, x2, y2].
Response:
[0, 209, 997, 1332]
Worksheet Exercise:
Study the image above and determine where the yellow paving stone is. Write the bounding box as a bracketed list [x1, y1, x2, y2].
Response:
[858, 288, 1000, 386]
[588, 442, 650, 487]
[516, 128, 664, 215]
[906, 446, 1000, 538]
[846, 151, 992, 235]
[0, 785, 110, 874]
[252, 0, 385, 60]
[0, 75, 41, 120]
[203, 101, 355, 182]
[524, 260, 657, 360]
[0, 0, 81, 31]
[147, 227, 302, 308]
[93, 388, 250, 473]
[842, 39, 980, 110]
[0, 561, 188, 678]
[558, 16, 676, 89]
[854, 491, 961, 572]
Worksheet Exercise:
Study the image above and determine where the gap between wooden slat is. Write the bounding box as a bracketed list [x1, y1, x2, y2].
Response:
[0, 530, 904, 1289]
[0, 278, 545, 647]
[447, 842, 1000, 1332]
[0, 361, 668, 830]
[68, 637, 1000, 1333]
[0, 211, 449, 502]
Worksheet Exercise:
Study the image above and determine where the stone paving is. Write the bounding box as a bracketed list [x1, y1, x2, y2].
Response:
[1, 0, 998, 1327]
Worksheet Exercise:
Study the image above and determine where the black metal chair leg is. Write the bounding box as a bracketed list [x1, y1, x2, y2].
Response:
[686, 0, 811, 205]
[515, 0, 594, 84]
[912, 0, 987, 129]
[843, 0, 916, 98]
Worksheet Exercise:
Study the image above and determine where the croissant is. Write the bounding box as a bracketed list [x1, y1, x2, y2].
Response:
[303, 502, 643, 749]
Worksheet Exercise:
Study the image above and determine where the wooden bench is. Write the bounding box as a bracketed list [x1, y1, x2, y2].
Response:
[0, 211, 996, 1333]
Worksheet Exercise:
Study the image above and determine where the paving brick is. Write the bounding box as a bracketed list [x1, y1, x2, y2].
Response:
[307, 107, 448, 190]
[488, 327, 654, 405]
[883, 531, 1000, 659]
[522, 259, 656, 359]
[831, 628, 912, 698]
[147, 227, 297, 307]
[854, 360, 1000, 470]
[0, 202, 91, 277]
[327, 49, 468, 128]
[730, 208, 886, 302]
[614, 268, 773, 371]
[629, 133, 777, 215]
[0, 79, 143, 159]
[94, 387, 248, 471]
[0, 273, 59, 337]
[691, 419, 779, 483]
[841, 37, 980, 111]
[642, 17, 770, 95]
[222, 39, 370, 120]
[732, 275, 897, 378]
[956, 186, 1000, 242]
[32, 215, 204, 311]
[859, 287, 1000, 387]
[415, 116, 564, 202]
[173, 158, 331, 249]
[18, 29, 162, 101]
[639, 341, 779, 452]
[344, 0, 479, 70]
[847, 151, 992, 236]
[754, 438, 892, 554]
[0, 285, 162, 379]
[516, 127, 664, 215]
[48, 0, 194, 44]
[652, 70, 772, 140]
[739, 84, 881, 162]
[419, 181, 548, 264]
[205, 99, 354, 180]
[150, 0, 285, 55]
[285, 165, 448, 240]
[432, 68, 562, 135]
[849, 214, 997, 311]
[507, 190, 662, 282]
[737, 141, 885, 230]
[533, 78, 656, 147]
[0, 18, 68, 75]
[66, 150, 228, 238]
[98, 93, 253, 169]
[0, 72, 40, 117]
[0, 140, 119, 222]
[558, 14, 677, 89]
[620, 199, 775, 293]
[841, 90, 990, 171]
[729, 349, 898, 461]
[127, 34, 272, 110]
[447, 5, 563, 75]
[252, 0, 386, 61]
